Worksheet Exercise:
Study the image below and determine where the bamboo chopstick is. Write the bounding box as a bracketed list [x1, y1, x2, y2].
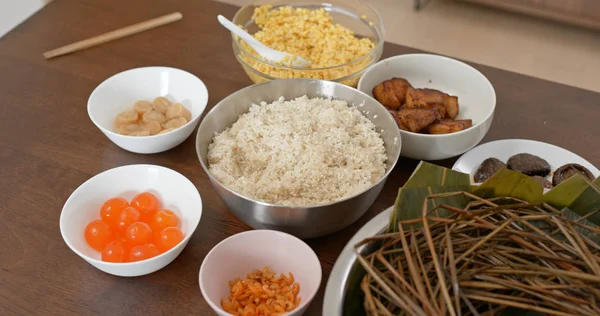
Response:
[43, 12, 183, 60]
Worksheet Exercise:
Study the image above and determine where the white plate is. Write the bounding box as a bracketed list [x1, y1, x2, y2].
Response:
[452, 139, 600, 185]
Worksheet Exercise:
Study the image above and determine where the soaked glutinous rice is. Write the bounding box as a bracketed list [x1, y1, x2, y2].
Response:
[207, 96, 387, 206]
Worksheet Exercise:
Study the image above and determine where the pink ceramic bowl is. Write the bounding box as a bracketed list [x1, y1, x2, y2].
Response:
[199, 230, 322, 315]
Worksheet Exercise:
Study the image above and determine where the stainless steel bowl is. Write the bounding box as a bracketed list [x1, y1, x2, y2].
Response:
[196, 79, 401, 238]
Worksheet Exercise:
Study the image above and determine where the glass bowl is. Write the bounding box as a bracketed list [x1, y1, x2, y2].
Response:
[231, 0, 385, 87]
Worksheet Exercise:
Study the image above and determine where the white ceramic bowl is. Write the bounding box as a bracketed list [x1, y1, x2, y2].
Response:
[60, 164, 202, 277]
[199, 230, 322, 316]
[88, 67, 209, 154]
[358, 54, 496, 160]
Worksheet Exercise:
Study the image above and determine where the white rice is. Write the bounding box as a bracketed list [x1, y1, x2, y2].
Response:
[207, 96, 387, 206]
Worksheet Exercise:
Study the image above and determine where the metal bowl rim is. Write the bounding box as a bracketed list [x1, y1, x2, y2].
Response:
[322, 205, 393, 315]
[195, 78, 402, 209]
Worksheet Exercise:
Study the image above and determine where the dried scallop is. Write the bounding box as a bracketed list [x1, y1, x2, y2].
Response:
[133, 100, 153, 114]
[142, 121, 162, 135]
[114, 96, 189, 136]
[158, 127, 175, 135]
[152, 97, 171, 114]
[166, 103, 191, 121]
[142, 110, 167, 124]
[163, 117, 188, 129]
[128, 130, 151, 136]
[115, 110, 139, 126]
[119, 123, 142, 134]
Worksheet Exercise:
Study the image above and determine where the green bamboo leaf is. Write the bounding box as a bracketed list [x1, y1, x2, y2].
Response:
[473, 168, 543, 203]
[389, 186, 471, 232]
[388, 161, 471, 232]
[560, 207, 600, 244]
[543, 175, 600, 224]
[544, 174, 594, 208]
[403, 161, 471, 189]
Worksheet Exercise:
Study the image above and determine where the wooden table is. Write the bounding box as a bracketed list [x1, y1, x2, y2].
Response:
[1, 0, 599, 315]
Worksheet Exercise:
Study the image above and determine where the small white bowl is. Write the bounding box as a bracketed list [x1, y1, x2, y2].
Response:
[358, 54, 496, 160]
[60, 164, 202, 277]
[88, 67, 209, 154]
[199, 230, 322, 316]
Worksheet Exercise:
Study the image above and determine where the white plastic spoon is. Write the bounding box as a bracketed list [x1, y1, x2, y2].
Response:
[217, 15, 310, 68]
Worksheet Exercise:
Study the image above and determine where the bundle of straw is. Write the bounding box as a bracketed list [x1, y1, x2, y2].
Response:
[355, 192, 600, 316]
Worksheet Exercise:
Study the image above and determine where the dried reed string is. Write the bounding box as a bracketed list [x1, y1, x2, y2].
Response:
[355, 192, 600, 316]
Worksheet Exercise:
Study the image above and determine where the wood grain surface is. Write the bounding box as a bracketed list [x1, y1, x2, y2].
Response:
[0, 0, 599, 315]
